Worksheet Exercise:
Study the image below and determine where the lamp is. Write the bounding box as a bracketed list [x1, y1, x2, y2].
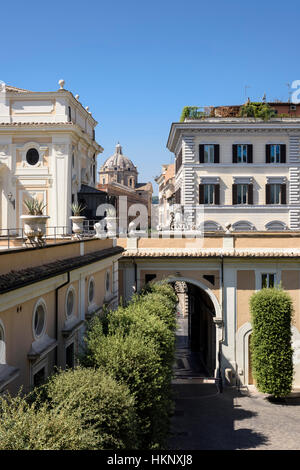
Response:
[7, 192, 15, 209]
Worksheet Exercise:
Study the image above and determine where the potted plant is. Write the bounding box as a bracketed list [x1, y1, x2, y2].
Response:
[70, 202, 86, 236]
[21, 199, 49, 242]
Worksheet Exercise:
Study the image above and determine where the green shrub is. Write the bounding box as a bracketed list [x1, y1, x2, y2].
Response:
[239, 102, 276, 121]
[85, 328, 172, 448]
[0, 394, 97, 450]
[250, 287, 294, 397]
[108, 304, 175, 369]
[46, 367, 138, 449]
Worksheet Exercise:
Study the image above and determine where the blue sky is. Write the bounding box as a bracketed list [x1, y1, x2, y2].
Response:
[2, 0, 300, 193]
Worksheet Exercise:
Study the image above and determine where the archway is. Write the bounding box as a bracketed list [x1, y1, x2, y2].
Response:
[168, 277, 221, 377]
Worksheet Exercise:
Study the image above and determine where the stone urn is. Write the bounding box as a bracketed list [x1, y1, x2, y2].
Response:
[70, 216, 86, 236]
[20, 215, 50, 241]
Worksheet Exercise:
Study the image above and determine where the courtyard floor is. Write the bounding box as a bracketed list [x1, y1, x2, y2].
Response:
[169, 313, 300, 450]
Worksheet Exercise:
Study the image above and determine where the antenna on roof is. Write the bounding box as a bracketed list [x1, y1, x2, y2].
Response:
[244, 85, 251, 101]
[286, 83, 292, 103]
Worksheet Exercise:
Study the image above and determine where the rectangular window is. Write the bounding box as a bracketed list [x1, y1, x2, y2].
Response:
[204, 184, 215, 204]
[269, 184, 281, 204]
[237, 144, 248, 163]
[261, 273, 276, 288]
[204, 145, 215, 163]
[270, 144, 281, 163]
[237, 184, 248, 204]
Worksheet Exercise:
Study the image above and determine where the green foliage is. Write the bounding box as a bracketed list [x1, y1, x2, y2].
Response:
[23, 198, 47, 215]
[84, 281, 177, 448]
[250, 287, 294, 397]
[71, 202, 86, 216]
[0, 393, 97, 450]
[45, 367, 138, 449]
[180, 106, 206, 122]
[239, 102, 276, 121]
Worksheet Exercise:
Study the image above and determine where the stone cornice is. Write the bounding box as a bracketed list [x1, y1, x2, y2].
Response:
[167, 121, 300, 152]
[0, 123, 103, 153]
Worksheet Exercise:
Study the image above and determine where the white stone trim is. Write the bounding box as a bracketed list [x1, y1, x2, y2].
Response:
[236, 321, 252, 385]
[32, 298, 47, 341]
[0, 319, 6, 364]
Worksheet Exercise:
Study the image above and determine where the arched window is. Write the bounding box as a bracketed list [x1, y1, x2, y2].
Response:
[200, 220, 222, 232]
[26, 148, 39, 166]
[265, 220, 287, 231]
[232, 220, 256, 231]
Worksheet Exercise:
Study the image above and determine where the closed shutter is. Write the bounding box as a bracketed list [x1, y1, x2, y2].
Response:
[214, 184, 220, 205]
[281, 184, 287, 204]
[232, 184, 237, 205]
[199, 184, 204, 204]
[266, 144, 271, 163]
[232, 144, 238, 163]
[248, 184, 253, 204]
[247, 144, 253, 163]
[266, 184, 271, 204]
[280, 144, 286, 163]
[199, 145, 204, 163]
[214, 144, 220, 163]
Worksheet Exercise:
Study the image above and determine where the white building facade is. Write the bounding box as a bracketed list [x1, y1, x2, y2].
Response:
[167, 118, 300, 232]
[0, 82, 102, 234]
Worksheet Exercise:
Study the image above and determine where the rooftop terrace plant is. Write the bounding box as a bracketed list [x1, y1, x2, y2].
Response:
[239, 101, 277, 121]
[23, 198, 47, 215]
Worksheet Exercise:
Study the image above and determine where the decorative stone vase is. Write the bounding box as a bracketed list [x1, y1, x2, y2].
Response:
[20, 215, 50, 241]
[70, 216, 85, 236]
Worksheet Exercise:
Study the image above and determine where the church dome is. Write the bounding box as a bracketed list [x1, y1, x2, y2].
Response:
[101, 143, 137, 172]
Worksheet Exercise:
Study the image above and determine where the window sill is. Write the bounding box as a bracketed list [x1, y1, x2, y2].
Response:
[27, 335, 57, 361]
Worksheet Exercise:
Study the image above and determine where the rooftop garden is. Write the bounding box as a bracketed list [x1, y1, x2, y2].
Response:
[179, 101, 278, 121]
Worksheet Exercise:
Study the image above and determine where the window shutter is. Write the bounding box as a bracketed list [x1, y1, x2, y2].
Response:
[199, 145, 204, 163]
[214, 184, 220, 205]
[247, 144, 253, 164]
[214, 144, 220, 163]
[265, 184, 271, 204]
[232, 184, 237, 205]
[248, 184, 253, 204]
[199, 184, 204, 204]
[232, 145, 237, 163]
[281, 184, 287, 204]
[280, 144, 286, 163]
[266, 144, 271, 163]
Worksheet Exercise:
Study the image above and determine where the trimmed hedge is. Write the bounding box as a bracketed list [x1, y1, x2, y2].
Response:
[84, 281, 177, 448]
[45, 367, 138, 449]
[250, 287, 294, 397]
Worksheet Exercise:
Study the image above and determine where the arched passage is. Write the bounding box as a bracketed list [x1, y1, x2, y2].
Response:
[167, 277, 222, 377]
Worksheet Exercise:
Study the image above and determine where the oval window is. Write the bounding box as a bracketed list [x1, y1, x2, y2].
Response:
[34, 303, 46, 338]
[26, 148, 39, 166]
[66, 289, 75, 317]
[105, 271, 110, 293]
[88, 278, 95, 304]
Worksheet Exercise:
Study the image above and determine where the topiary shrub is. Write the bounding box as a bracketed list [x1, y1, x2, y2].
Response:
[0, 393, 97, 450]
[250, 287, 294, 397]
[45, 367, 138, 449]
